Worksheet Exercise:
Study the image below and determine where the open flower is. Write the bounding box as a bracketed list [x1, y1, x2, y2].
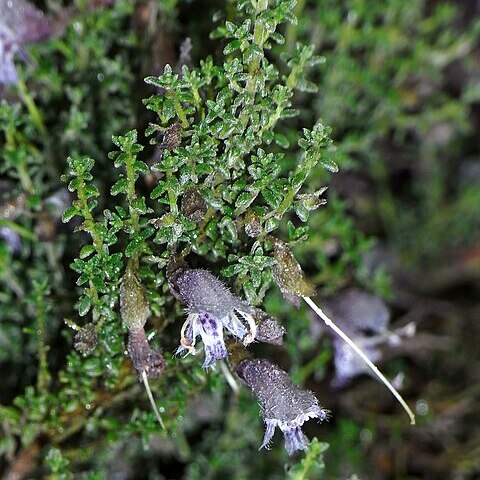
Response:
[235, 358, 329, 455]
[169, 268, 257, 368]
[320, 288, 416, 387]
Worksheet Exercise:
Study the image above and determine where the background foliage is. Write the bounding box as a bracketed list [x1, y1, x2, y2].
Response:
[1, 0, 479, 479]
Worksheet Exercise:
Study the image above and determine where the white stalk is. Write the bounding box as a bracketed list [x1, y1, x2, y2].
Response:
[141, 370, 166, 429]
[303, 296, 415, 425]
[221, 361, 240, 394]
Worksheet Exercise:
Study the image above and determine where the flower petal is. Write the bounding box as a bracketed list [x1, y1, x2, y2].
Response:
[279, 425, 309, 455]
[196, 312, 227, 368]
[0, 45, 18, 85]
[222, 311, 247, 340]
[175, 314, 196, 356]
[260, 419, 277, 451]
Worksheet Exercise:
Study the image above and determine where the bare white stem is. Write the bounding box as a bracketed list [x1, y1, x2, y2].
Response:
[221, 361, 240, 394]
[303, 296, 415, 425]
[141, 370, 166, 430]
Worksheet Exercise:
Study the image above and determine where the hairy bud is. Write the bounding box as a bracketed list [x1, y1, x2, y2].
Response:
[236, 358, 329, 455]
[127, 328, 165, 378]
[272, 240, 315, 307]
[120, 266, 150, 330]
[73, 323, 98, 356]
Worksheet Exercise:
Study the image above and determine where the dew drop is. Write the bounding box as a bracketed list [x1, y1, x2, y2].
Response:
[73, 22, 83, 33]
[416, 399, 429, 416]
[360, 428, 373, 445]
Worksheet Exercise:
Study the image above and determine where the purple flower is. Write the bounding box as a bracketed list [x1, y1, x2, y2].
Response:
[0, 226, 21, 253]
[320, 289, 415, 387]
[331, 337, 382, 388]
[0, 0, 53, 84]
[235, 359, 329, 455]
[169, 268, 257, 368]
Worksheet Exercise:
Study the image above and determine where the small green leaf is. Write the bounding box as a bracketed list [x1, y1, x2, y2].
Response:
[134, 161, 149, 174]
[224, 40, 242, 55]
[62, 206, 78, 223]
[79, 244, 96, 259]
[131, 197, 148, 214]
[78, 295, 92, 317]
[274, 133, 289, 148]
[235, 190, 259, 213]
[110, 177, 128, 196]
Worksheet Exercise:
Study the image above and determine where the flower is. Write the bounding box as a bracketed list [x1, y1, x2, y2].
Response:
[169, 268, 257, 368]
[320, 288, 415, 387]
[0, 0, 53, 84]
[0, 226, 21, 254]
[235, 358, 329, 455]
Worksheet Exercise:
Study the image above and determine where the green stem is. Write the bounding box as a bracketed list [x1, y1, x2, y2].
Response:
[125, 152, 139, 231]
[0, 219, 36, 241]
[76, 180, 103, 254]
[274, 151, 316, 218]
[172, 96, 189, 128]
[17, 79, 46, 136]
[35, 287, 51, 393]
[191, 85, 204, 119]
[285, 0, 306, 51]
[16, 161, 34, 194]
[75, 179, 104, 322]
[245, 0, 268, 96]
[239, 0, 269, 128]
[286, 64, 301, 90]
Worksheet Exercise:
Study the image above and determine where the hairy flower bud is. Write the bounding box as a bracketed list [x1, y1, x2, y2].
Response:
[73, 323, 98, 356]
[244, 211, 262, 237]
[120, 266, 150, 330]
[127, 328, 165, 378]
[181, 189, 207, 222]
[236, 359, 329, 455]
[272, 240, 315, 307]
[254, 310, 285, 345]
[162, 122, 181, 151]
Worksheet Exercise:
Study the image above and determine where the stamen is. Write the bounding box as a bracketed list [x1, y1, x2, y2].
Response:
[236, 310, 257, 345]
[180, 315, 197, 354]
